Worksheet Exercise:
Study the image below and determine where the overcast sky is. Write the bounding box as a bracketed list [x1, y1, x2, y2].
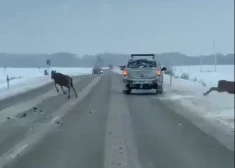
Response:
[0, 0, 234, 56]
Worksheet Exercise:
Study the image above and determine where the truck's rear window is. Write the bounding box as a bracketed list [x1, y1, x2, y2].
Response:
[127, 59, 158, 68]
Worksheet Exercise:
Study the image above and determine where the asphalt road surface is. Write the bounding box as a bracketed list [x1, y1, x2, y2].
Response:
[0, 70, 234, 168]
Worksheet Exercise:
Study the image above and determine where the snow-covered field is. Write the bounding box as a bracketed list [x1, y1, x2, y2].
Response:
[171, 65, 234, 87]
[0, 67, 92, 100]
[113, 65, 234, 136]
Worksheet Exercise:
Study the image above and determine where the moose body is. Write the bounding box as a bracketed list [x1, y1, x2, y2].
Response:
[51, 70, 78, 99]
[203, 80, 235, 96]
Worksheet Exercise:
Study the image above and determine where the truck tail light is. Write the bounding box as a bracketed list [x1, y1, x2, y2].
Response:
[156, 70, 161, 76]
[123, 70, 128, 76]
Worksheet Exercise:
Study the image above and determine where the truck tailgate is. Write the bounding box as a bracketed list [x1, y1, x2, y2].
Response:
[127, 68, 157, 79]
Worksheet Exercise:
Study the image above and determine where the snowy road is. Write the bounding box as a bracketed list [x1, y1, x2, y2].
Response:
[0, 70, 234, 168]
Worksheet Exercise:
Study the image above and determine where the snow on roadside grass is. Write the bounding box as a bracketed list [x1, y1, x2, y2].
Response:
[0, 76, 51, 100]
[0, 67, 92, 100]
[0, 67, 92, 80]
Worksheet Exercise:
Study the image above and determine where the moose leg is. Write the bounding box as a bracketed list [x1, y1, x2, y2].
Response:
[71, 86, 78, 98]
[70, 78, 77, 98]
[67, 86, 71, 99]
[54, 82, 59, 92]
[203, 87, 220, 96]
[61, 86, 66, 94]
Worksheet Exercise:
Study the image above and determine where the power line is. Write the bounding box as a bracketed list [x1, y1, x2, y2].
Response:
[213, 40, 217, 72]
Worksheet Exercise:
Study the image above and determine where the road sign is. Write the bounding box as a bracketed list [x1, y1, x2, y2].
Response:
[46, 60, 51, 66]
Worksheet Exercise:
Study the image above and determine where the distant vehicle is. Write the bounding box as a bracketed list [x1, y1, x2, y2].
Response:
[92, 68, 103, 75]
[122, 54, 167, 94]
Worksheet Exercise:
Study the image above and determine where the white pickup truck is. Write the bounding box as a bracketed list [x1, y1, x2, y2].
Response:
[122, 54, 167, 94]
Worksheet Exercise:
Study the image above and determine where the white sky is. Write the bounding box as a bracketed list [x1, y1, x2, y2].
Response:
[0, 0, 234, 56]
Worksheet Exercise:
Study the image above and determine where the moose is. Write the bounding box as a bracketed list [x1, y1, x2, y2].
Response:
[203, 80, 235, 96]
[51, 70, 78, 99]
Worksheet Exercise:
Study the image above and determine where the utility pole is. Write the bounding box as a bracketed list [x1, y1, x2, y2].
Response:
[170, 60, 172, 86]
[3, 66, 6, 76]
[199, 52, 202, 72]
[213, 40, 217, 72]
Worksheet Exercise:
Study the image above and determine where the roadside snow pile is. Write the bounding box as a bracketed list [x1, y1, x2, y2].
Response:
[0, 67, 92, 100]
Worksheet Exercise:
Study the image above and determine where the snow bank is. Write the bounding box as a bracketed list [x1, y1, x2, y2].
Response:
[0, 67, 92, 100]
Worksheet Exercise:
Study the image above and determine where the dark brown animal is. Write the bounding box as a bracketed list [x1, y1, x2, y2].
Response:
[51, 70, 78, 99]
[203, 80, 235, 96]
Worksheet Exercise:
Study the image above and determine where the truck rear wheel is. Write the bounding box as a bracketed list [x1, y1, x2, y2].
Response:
[156, 88, 163, 94]
[123, 89, 131, 94]
[158, 89, 163, 94]
[126, 89, 131, 94]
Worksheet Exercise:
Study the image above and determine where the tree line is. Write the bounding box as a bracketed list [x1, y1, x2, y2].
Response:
[0, 52, 233, 67]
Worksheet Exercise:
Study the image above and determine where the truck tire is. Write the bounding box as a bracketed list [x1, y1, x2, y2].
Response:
[123, 89, 131, 94]
[126, 89, 131, 94]
[158, 89, 163, 94]
[156, 88, 163, 94]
